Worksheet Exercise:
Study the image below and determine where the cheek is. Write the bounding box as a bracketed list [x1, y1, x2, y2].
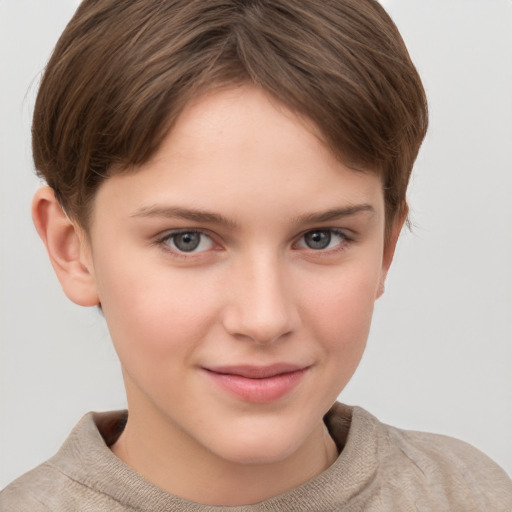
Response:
[93, 252, 220, 364]
[302, 261, 381, 360]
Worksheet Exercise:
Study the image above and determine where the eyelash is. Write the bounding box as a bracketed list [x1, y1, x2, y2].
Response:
[157, 229, 217, 258]
[293, 228, 352, 254]
[156, 228, 353, 258]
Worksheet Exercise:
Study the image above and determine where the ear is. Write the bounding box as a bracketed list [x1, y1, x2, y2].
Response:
[376, 207, 408, 299]
[32, 186, 100, 307]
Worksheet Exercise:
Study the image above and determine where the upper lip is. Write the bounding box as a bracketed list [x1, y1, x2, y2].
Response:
[203, 364, 308, 379]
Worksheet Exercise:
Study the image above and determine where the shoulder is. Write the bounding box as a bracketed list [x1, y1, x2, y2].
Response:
[0, 460, 124, 512]
[0, 411, 130, 512]
[383, 420, 510, 481]
[1, 462, 69, 512]
[1, 464, 131, 512]
[355, 407, 512, 510]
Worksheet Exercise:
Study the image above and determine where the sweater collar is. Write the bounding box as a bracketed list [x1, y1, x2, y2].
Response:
[49, 402, 380, 511]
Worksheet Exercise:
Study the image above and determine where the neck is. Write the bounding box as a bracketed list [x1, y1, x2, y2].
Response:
[111, 405, 339, 506]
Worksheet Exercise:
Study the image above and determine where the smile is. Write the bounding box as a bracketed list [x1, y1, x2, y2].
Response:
[202, 364, 309, 403]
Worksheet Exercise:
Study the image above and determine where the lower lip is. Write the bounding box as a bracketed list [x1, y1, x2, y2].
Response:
[204, 368, 307, 403]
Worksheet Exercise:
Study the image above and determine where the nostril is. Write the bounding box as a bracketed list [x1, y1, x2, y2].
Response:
[220, 259, 298, 343]
[222, 306, 296, 345]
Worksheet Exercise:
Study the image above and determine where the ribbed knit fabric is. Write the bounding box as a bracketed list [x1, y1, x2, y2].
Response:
[1, 403, 511, 511]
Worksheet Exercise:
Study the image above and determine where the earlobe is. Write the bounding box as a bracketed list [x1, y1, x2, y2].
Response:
[32, 186, 100, 307]
[376, 208, 408, 299]
[376, 281, 385, 299]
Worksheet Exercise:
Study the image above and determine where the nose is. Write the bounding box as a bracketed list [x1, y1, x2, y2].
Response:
[221, 253, 298, 345]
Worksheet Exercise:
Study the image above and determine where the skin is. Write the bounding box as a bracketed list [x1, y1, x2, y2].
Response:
[33, 85, 403, 506]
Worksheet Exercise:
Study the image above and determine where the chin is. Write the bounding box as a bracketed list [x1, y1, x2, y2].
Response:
[207, 427, 308, 466]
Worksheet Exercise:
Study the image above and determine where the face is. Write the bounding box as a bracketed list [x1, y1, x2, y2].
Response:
[84, 85, 393, 466]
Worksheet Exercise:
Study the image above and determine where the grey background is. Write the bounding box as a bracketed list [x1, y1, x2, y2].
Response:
[1, 0, 511, 486]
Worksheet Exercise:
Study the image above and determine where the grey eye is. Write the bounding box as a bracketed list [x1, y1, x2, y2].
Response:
[172, 232, 202, 252]
[161, 230, 215, 255]
[303, 230, 332, 250]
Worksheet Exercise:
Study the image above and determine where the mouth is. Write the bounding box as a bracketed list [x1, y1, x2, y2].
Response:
[202, 364, 309, 403]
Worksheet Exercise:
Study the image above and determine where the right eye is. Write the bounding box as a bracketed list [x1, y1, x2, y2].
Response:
[161, 230, 215, 253]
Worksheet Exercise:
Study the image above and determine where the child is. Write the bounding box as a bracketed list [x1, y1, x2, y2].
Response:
[1, 0, 511, 510]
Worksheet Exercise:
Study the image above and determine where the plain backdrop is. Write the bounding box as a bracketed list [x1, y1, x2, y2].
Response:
[1, 0, 511, 488]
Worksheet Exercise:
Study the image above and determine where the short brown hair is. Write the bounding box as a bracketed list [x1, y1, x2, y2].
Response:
[33, 0, 428, 234]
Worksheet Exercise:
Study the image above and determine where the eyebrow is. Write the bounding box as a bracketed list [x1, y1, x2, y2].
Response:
[131, 203, 375, 228]
[131, 205, 239, 229]
[294, 204, 375, 224]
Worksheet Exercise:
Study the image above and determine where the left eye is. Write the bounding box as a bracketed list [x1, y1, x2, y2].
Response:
[297, 229, 346, 250]
[163, 231, 214, 253]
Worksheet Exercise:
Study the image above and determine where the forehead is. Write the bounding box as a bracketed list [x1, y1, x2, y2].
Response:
[91, 85, 384, 228]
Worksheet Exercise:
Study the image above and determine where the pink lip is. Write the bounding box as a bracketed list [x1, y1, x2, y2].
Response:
[202, 364, 308, 403]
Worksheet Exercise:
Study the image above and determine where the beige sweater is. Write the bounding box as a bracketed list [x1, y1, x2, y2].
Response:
[1, 403, 511, 511]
